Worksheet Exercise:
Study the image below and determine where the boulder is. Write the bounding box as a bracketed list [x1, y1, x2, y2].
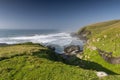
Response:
[96, 71, 108, 78]
[64, 45, 82, 55]
[47, 45, 55, 51]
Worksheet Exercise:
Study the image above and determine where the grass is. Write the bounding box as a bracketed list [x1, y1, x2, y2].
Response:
[0, 43, 120, 80]
[0, 42, 99, 80]
[0, 42, 46, 60]
[78, 20, 120, 75]
[0, 56, 98, 80]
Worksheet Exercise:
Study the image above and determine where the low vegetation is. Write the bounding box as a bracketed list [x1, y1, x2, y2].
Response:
[0, 42, 98, 80]
[78, 20, 120, 75]
[0, 42, 119, 80]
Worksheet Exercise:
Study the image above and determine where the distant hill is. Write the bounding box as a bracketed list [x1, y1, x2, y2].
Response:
[77, 20, 120, 74]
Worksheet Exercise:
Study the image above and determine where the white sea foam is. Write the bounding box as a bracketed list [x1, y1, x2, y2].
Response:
[0, 32, 83, 53]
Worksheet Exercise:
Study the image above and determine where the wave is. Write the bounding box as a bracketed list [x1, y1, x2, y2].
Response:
[0, 32, 83, 53]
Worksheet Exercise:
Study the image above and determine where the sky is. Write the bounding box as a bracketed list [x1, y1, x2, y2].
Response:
[0, 0, 120, 31]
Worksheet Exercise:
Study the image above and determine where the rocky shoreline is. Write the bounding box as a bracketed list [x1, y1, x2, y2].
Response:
[1, 31, 120, 64]
[76, 29, 120, 64]
[70, 32, 87, 43]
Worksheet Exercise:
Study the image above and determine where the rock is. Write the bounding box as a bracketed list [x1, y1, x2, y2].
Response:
[96, 71, 108, 78]
[91, 46, 97, 50]
[88, 45, 97, 51]
[47, 45, 55, 51]
[70, 33, 78, 37]
[76, 53, 83, 59]
[64, 45, 82, 55]
[97, 48, 120, 64]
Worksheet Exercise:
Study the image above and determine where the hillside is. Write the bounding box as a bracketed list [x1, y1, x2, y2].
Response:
[0, 43, 120, 80]
[0, 42, 99, 80]
[77, 20, 120, 74]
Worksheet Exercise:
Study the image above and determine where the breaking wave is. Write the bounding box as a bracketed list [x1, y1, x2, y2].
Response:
[0, 32, 83, 53]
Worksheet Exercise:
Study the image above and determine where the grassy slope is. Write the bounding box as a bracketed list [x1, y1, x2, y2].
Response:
[0, 43, 98, 80]
[1, 19, 120, 80]
[78, 20, 120, 75]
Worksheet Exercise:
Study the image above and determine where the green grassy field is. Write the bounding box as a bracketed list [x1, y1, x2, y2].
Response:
[0, 42, 99, 80]
[78, 20, 120, 74]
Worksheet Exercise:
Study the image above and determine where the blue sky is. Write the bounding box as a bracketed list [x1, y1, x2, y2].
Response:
[0, 0, 120, 31]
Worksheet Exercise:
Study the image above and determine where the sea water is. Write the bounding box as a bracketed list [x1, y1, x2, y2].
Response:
[0, 29, 83, 53]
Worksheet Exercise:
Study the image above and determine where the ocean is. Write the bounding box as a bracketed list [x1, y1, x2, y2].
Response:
[0, 29, 83, 53]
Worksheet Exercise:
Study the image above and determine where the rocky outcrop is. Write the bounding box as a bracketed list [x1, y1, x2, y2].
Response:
[77, 27, 91, 41]
[64, 45, 83, 55]
[97, 48, 120, 64]
[46, 45, 55, 51]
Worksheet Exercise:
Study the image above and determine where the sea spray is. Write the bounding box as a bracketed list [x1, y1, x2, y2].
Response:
[0, 32, 83, 53]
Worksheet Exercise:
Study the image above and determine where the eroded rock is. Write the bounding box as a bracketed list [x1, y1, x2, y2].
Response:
[97, 48, 120, 64]
[47, 45, 55, 51]
[64, 45, 82, 55]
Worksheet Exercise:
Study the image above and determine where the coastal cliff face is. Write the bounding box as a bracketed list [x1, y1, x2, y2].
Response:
[77, 20, 120, 73]
[77, 20, 120, 40]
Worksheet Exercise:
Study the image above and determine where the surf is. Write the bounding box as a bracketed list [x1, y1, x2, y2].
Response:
[0, 32, 83, 53]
